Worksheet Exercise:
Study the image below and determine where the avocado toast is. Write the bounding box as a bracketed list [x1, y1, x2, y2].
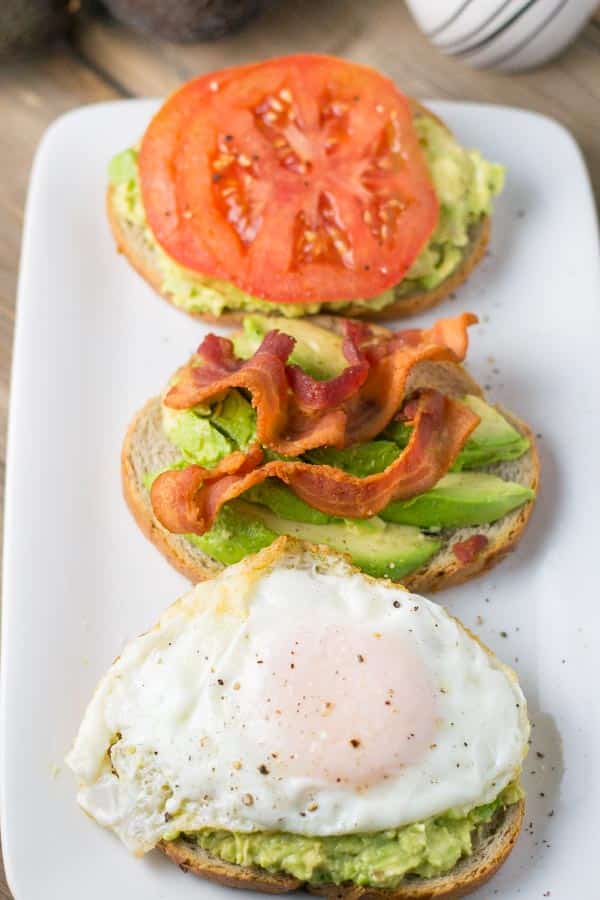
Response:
[108, 55, 502, 323]
[67, 540, 529, 898]
[122, 314, 538, 589]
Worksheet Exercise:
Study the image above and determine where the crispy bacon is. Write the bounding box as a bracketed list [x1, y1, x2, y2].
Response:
[166, 331, 320, 454]
[196, 333, 243, 372]
[164, 314, 477, 456]
[452, 534, 489, 564]
[152, 314, 481, 534]
[150, 445, 264, 534]
[286, 321, 370, 412]
[151, 391, 480, 535]
[344, 342, 463, 446]
[388, 313, 478, 358]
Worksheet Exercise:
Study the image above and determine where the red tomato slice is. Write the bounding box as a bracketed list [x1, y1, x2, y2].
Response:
[139, 55, 439, 304]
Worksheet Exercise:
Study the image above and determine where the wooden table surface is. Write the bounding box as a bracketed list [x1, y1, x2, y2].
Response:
[0, 2, 598, 894]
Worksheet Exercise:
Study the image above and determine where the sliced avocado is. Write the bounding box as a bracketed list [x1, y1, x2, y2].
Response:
[455, 395, 529, 469]
[187, 504, 277, 565]
[381, 472, 534, 528]
[233, 315, 347, 379]
[305, 441, 400, 477]
[384, 395, 529, 470]
[243, 480, 334, 524]
[162, 406, 234, 467]
[236, 501, 440, 580]
[211, 390, 257, 449]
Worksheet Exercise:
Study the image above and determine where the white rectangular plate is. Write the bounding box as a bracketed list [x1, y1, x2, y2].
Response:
[2, 99, 599, 899]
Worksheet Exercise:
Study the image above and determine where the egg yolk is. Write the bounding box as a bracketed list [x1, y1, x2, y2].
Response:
[239, 622, 437, 786]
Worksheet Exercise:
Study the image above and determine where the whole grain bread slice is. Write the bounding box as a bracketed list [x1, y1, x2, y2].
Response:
[121, 320, 539, 592]
[107, 101, 491, 324]
[160, 800, 524, 899]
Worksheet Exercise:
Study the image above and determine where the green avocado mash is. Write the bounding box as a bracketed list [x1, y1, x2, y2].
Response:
[108, 115, 503, 318]
[164, 782, 522, 887]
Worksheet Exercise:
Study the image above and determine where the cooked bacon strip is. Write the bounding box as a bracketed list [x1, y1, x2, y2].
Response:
[166, 330, 324, 453]
[167, 330, 350, 455]
[452, 534, 489, 564]
[150, 445, 264, 535]
[166, 330, 292, 411]
[286, 321, 369, 412]
[151, 390, 480, 535]
[389, 313, 478, 357]
[196, 333, 243, 372]
[344, 342, 463, 446]
[426, 313, 478, 359]
[361, 313, 478, 363]
[398, 396, 419, 422]
[342, 313, 478, 444]
[163, 314, 477, 458]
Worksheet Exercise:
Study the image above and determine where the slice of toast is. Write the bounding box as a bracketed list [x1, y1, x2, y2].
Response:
[68, 539, 527, 896]
[122, 317, 539, 592]
[107, 102, 491, 324]
[161, 798, 523, 898]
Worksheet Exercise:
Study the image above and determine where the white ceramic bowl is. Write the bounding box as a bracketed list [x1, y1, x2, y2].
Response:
[406, 0, 598, 72]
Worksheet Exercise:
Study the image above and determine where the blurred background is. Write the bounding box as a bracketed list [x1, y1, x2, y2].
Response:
[0, 2, 598, 894]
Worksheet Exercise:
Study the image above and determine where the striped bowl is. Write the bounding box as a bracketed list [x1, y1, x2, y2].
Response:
[405, 0, 598, 72]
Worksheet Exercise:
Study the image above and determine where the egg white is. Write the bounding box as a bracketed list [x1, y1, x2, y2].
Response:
[66, 542, 529, 854]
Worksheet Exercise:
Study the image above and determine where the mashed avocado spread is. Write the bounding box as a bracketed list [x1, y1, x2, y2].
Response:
[108, 116, 504, 317]
[164, 782, 522, 887]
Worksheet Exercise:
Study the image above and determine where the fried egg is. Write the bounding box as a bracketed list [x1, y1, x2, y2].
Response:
[66, 540, 529, 855]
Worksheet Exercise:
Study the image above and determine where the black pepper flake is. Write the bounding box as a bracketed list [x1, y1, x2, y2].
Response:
[217, 678, 224, 685]
[393, 600, 401, 608]
[500, 631, 508, 638]
[357, 654, 365, 663]
[258, 764, 270, 775]
[224, 134, 233, 141]
[536, 751, 545, 759]
[349, 739, 361, 749]
[212, 173, 222, 183]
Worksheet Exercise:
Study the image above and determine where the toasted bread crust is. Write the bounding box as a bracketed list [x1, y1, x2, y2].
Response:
[159, 800, 524, 899]
[107, 101, 491, 324]
[121, 398, 223, 584]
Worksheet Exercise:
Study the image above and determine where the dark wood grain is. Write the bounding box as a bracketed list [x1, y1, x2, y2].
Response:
[1, 4, 599, 895]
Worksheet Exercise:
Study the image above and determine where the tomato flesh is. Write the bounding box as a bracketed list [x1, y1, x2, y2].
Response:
[139, 55, 439, 303]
